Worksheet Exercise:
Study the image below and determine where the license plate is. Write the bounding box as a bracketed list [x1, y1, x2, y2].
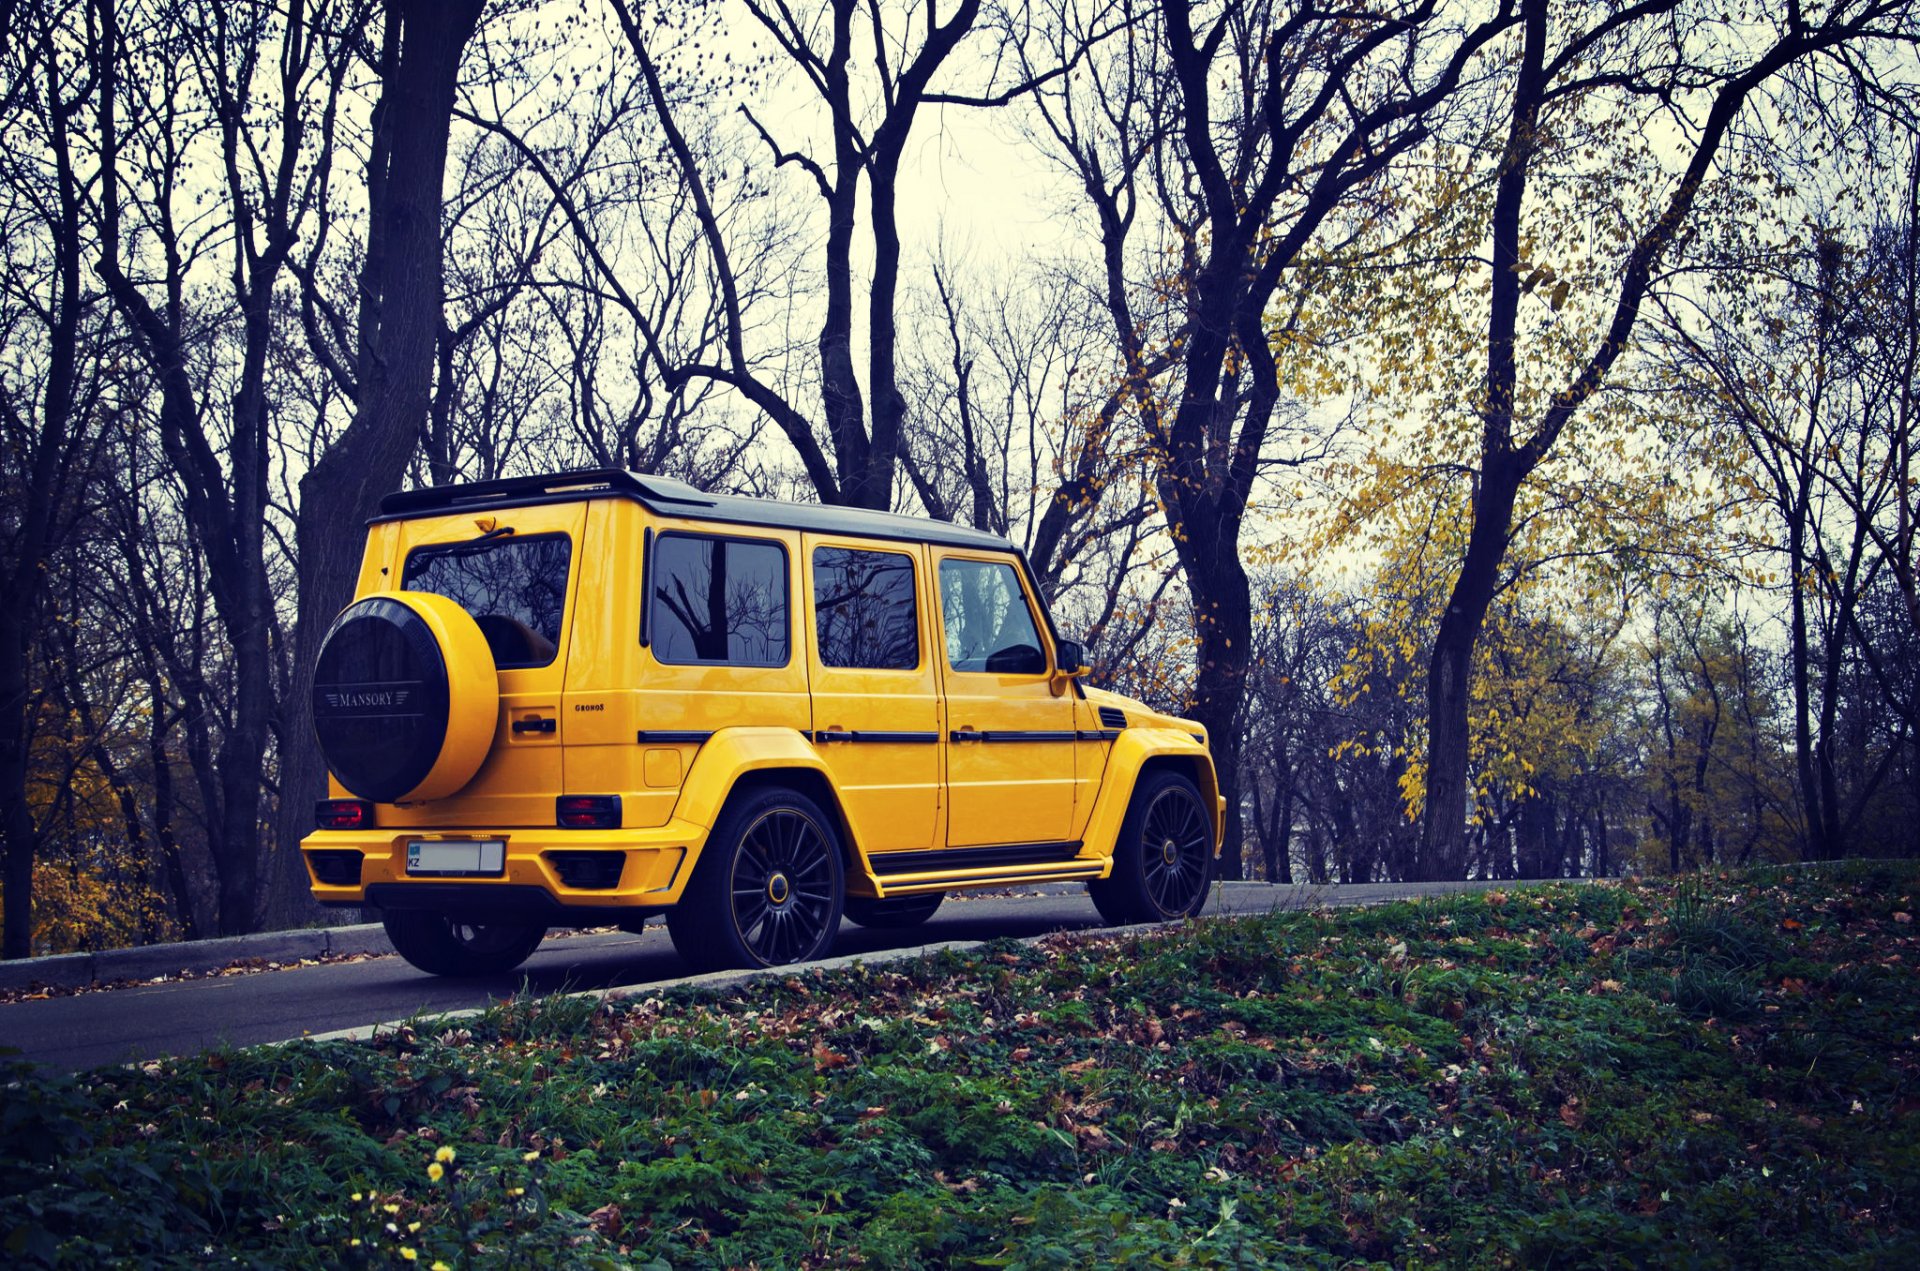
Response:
[406, 839, 506, 877]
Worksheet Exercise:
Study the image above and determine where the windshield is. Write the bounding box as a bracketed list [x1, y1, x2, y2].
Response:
[402, 533, 572, 669]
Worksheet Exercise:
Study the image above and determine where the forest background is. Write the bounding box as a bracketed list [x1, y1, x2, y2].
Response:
[1, 0, 1916, 959]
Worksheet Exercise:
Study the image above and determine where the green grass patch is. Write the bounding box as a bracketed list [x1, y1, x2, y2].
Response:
[5, 865, 1919, 1267]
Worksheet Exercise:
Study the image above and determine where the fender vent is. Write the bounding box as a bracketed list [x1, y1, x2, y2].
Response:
[547, 851, 626, 890]
[1098, 706, 1128, 730]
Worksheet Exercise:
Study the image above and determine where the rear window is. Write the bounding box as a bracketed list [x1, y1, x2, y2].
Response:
[402, 534, 571, 669]
[813, 546, 919, 670]
[649, 533, 790, 666]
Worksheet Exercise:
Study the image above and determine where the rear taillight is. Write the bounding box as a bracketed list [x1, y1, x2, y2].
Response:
[556, 795, 622, 829]
[315, 799, 372, 830]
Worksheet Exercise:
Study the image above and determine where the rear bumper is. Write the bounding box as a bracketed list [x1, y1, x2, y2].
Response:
[300, 820, 708, 912]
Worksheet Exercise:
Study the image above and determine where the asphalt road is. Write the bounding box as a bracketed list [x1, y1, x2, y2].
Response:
[1, 881, 1494, 1073]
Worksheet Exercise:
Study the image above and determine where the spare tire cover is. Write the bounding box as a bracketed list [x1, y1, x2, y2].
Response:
[311, 592, 499, 803]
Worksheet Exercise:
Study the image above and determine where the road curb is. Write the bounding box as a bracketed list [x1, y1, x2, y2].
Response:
[0, 877, 1518, 995]
[0, 924, 395, 993]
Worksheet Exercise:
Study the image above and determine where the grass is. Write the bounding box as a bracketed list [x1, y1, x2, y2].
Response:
[4, 862, 1918, 1268]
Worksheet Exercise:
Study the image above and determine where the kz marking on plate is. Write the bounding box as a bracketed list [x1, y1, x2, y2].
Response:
[406, 839, 506, 877]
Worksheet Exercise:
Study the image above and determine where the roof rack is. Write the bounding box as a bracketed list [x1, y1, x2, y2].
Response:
[371, 466, 1017, 553]
[378, 468, 714, 516]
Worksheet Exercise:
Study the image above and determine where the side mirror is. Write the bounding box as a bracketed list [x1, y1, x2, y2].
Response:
[1054, 639, 1091, 676]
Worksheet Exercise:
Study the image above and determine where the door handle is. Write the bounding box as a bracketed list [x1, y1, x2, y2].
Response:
[950, 728, 985, 742]
[813, 729, 854, 743]
[512, 717, 556, 734]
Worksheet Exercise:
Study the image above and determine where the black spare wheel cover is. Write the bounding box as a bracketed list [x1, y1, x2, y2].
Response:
[312, 596, 463, 802]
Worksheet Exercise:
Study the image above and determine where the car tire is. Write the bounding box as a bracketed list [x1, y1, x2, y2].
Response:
[311, 592, 499, 804]
[1089, 769, 1214, 925]
[667, 785, 846, 972]
[382, 911, 547, 977]
[842, 892, 944, 929]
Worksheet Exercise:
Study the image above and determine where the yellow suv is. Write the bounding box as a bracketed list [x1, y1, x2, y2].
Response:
[301, 469, 1221, 976]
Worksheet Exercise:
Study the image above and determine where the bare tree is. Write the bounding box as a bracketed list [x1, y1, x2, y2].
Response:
[276, 0, 487, 891]
[1023, 0, 1515, 876]
[93, 0, 358, 932]
[1656, 176, 1920, 860]
[607, 0, 1068, 508]
[1414, 0, 1919, 879]
[0, 0, 118, 958]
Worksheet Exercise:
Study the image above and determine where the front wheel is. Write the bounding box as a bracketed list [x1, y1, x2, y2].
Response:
[382, 911, 547, 977]
[667, 786, 846, 972]
[1089, 770, 1215, 925]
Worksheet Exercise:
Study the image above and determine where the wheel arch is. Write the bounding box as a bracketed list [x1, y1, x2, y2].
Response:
[1083, 731, 1223, 866]
[670, 728, 871, 890]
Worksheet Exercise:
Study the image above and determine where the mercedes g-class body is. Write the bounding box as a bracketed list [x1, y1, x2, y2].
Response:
[301, 469, 1222, 976]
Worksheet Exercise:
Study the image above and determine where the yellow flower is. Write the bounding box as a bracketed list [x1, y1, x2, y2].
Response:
[401, 1249, 418, 1263]
[383, 1203, 400, 1215]
[427, 1163, 444, 1182]
[434, 1146, 456, 1164]
[509, 1186, 525, 1197]
[350, 1192, 363, 1203]
[522, 1150, 540, 1163]
[432, 1264, 452, 1271]
[407, 1222, 421, 1233]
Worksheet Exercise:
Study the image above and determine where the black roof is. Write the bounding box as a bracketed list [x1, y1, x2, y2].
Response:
[374, 467, 1016, 552]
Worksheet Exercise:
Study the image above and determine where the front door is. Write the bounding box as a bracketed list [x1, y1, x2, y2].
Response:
[803, 537, 942, 855]
[933, 552, 1076, 847]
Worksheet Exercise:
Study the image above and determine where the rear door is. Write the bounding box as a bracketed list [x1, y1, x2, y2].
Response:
[802, 536, 942, 855]
[932, 551, 1076, 847]
[385, 501, 586, 826]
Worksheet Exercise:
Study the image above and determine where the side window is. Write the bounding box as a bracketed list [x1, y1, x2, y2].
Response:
[403, 534, 571, 669]
[813, 546, 919, 670]
[938, 558, 1046, 675]
[650, 534, 789, 666]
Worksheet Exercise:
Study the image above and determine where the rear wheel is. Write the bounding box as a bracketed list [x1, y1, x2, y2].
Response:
[842, 891, 943, 929]
[1089, 770, 1214, 925]
[382, 911, 547, 977]
[667, 786, 845, 972]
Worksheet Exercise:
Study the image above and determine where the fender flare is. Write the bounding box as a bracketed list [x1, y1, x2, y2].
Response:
[666, 729, 877, 891]
[1082, 729, 1222, 866]
[671, 728, 837, 830]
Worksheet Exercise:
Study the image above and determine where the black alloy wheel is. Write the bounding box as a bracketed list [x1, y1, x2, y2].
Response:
[1140, 781, 1213, 915]
[1090, 769, 1215, 925]
[668, 786, 845, 971]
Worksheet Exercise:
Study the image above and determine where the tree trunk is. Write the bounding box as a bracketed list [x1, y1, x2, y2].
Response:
[1176, 541, 1253, 879]
[1418, 457, 1526, 880]
[273, 0, 485, 908]
[0, 630, 38, 960]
